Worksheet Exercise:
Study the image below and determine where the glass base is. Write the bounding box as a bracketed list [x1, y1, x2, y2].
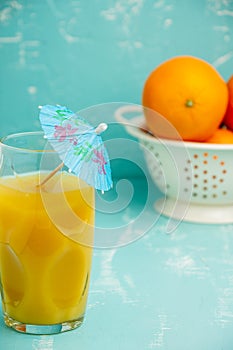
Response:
[4, 313, 84, 335]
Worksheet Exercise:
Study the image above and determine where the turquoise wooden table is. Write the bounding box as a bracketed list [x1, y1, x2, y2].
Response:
[1, 177, 233, 349]
[1, 0, 233, 349]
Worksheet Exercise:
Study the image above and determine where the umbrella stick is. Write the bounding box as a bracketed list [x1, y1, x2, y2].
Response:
[38, 162, 64, 187]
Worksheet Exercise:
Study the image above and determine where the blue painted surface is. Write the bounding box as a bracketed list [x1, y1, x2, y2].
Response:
[1, 180, 233, 349]
[1, 1, 233, 349]
[0, 0, 233, 137]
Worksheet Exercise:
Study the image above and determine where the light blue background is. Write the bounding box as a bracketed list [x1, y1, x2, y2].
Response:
[1, 1, 233, 349]
[0, 0, 233, 136]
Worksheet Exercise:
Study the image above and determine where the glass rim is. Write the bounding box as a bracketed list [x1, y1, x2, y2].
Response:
[0, 131, 55, 153]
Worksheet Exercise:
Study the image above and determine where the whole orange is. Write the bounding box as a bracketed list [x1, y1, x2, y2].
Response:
[142, 56, 228, 141]
[205, 128, 233, 144]
[223, 75, 233, 131]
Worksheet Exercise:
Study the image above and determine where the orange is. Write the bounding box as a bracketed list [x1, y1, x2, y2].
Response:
[142, 56, 229, 141]
[205, 128, 233, 144]
[223, 75, 233, 131]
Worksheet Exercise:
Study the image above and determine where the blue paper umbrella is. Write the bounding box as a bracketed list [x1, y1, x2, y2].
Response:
[39, 104, 112, 191]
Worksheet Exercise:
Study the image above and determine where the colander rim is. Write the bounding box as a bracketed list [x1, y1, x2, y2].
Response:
[124, 116, 233, 151]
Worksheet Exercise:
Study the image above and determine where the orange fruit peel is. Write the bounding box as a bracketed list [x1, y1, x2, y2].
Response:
[142, 56, 229, 142]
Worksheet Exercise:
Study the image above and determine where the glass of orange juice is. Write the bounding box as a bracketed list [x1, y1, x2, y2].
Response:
[0, 131, 95, 334]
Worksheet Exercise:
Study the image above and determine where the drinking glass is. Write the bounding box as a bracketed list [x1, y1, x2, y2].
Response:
[0, 131, 95, 334]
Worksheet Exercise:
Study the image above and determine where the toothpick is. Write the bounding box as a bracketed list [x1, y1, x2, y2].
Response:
[37, 162, 64, 187]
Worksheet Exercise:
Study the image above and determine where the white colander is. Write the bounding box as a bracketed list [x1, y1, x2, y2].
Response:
[115, 105, 233, 224]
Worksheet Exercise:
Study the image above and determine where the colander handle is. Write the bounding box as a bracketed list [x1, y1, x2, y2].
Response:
[115, 105, 144, 126]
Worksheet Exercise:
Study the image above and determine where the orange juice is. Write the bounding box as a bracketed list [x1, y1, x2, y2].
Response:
[0, 172, 95, 326]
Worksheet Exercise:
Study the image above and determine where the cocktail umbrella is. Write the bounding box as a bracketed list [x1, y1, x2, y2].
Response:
[39, 104, 112, 191]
